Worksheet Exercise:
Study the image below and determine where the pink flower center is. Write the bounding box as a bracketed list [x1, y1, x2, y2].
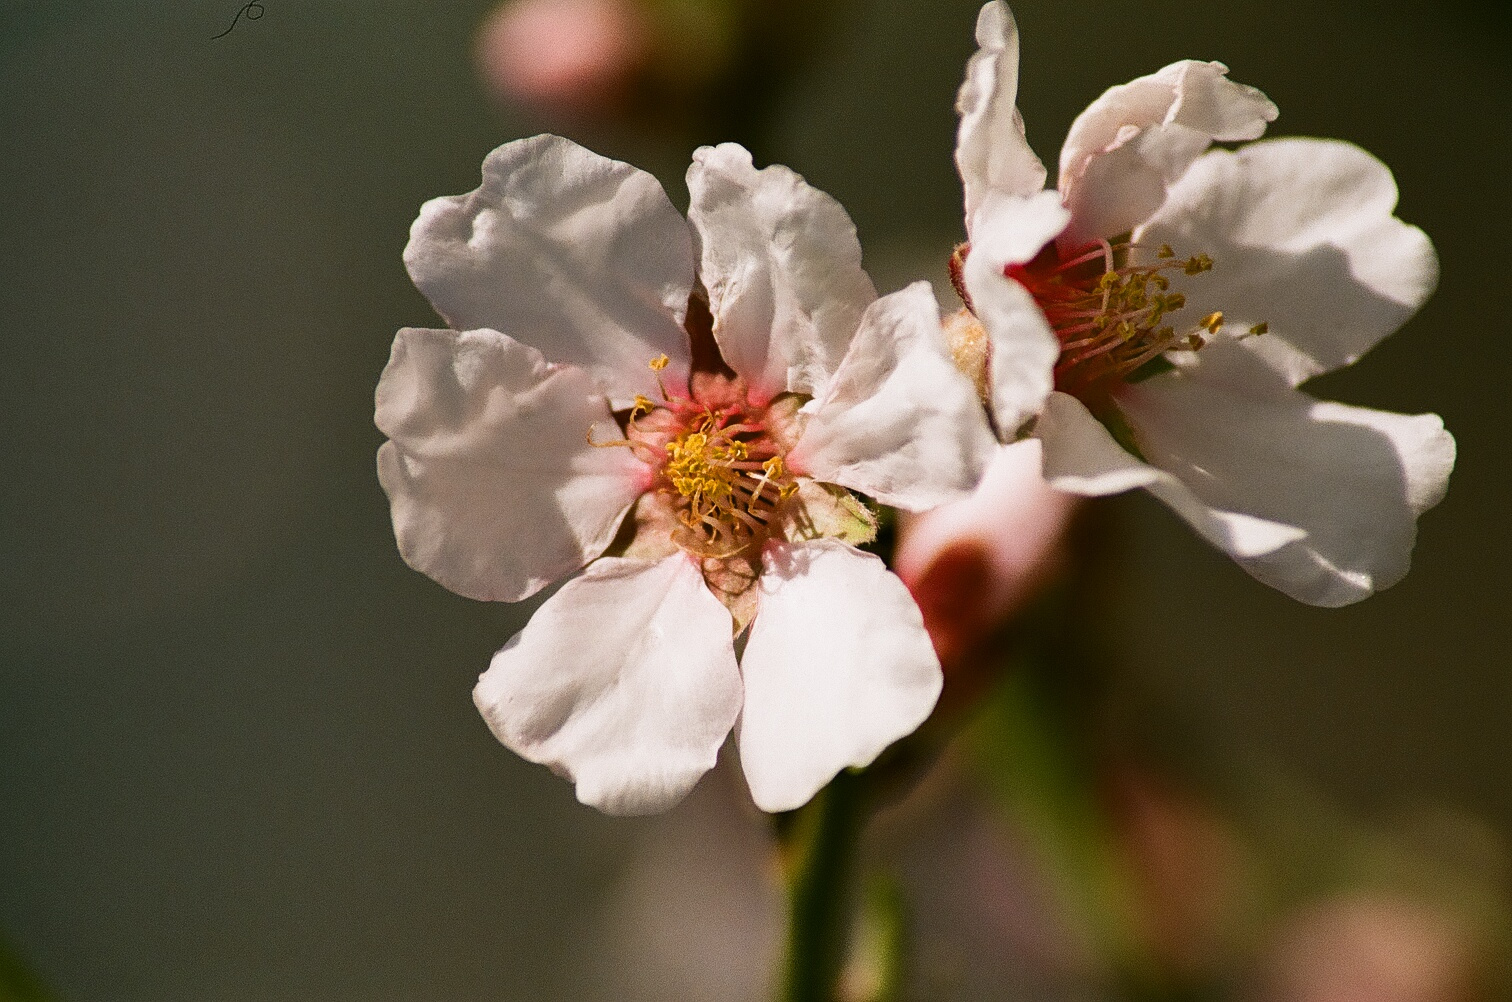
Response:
[952, 238, 1265, 406]
[605, 356, 799, 559]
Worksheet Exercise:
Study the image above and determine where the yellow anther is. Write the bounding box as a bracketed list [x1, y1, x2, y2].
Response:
[1200, 311, 1224, 333]
[1098, 271, 1121, 290]
[648, 354, 670, 371]
[655, 409, 799, 559]
[1187, 334, 1205, 351]
[1248, 322, 1269, 336]
[1157, 244, 1175, 259]
[1184, 254, 1213, 275]
[630, 394, 656, 419]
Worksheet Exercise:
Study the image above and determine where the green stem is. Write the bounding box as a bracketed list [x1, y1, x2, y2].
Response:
[778, 768, 867, 1002]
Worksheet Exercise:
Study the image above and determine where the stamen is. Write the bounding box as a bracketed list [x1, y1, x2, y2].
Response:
[1000, 238, 1247, 397]
[650, 403, 798, 559]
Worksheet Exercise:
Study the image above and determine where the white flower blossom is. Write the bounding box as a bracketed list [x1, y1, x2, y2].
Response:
[377, 135, 997, 814]
[950, 1, 1455, 606]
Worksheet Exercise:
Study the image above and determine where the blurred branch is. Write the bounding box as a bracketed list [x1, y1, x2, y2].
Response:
[843, 874, 909, 1002]
[776, 768, 867, 1002]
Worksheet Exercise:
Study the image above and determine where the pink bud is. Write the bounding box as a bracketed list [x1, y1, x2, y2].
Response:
[475, 0, 650, 117]
[895, 440, 1077, 671]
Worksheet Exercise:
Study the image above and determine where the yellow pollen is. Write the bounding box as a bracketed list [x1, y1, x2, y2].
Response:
[648, 354, 670, 371]
[1200, 311, 1224, 334]
[1248, 322, 1269, 336]
[658, 412, 795, 558]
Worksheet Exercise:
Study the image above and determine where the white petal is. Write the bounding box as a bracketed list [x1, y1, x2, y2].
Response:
[955, 1, 1048, 229]
[738, 539, 942, 813]
[686, 143, 877, 401]
[1059, 61, 1277, 243]
[1137, 138, 1438, 385]
[1036, 389, 1307, 560]
[962, 192, 1068, 435]
[1035, 391, 1161, 496]
[789, 283, 998, 511]
[376, 327, 649, 603]
[1117, 343, 1455, 605]
[969, 188, 1072, 267]
[474, 554, 743, 815]
[404, 135, 694, 405]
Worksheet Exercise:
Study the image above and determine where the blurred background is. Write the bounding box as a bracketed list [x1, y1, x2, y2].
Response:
[2, 1, 1510, 998]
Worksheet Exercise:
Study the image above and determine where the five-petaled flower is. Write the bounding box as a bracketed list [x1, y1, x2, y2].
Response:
[950, 1, 1455, 606]
[377, 135, 997, 815]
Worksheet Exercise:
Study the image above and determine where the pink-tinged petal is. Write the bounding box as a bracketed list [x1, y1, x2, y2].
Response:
[376, 327, 647, 603]
[686, 143, 877, 401]
[1137, 138, 1438, 385]
[1036, 389, 1308, 559]
[738, 539, 942, 813]
[962, 192, 1067, 435]
[894, 439, 1078, 666]
[474, 554, 742, 815]
[955, 1, 1048, 229]
[404, 135, 694, 405]
[1116, 344, 1454, 606]
[789, 283, 998, 511]
[1059, 61, 1277, 243]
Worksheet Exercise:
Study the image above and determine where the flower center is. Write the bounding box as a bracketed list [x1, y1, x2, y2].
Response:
[596, 355, 798, 560]
[1015, 238, 1223, 399]
[951, 238, 1265, 404]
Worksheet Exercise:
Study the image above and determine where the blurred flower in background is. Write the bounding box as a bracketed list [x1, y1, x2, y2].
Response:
[479, 0, 649, 116]
[474, 0, 849, 140]
[475, 0, 656, 120]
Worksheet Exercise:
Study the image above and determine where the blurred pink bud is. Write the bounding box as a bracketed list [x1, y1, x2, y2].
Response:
[1263, 895, 1477, 1002]
[475, 0, 650, 116]
[894, 439, 1077, 671]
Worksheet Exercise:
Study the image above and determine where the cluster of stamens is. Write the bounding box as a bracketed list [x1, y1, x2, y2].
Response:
[952, 238, 1265, 401]
[594, 356, 797, 560]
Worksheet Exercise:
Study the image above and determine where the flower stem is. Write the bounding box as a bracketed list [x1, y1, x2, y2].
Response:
[777, 767, 867, 1002]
